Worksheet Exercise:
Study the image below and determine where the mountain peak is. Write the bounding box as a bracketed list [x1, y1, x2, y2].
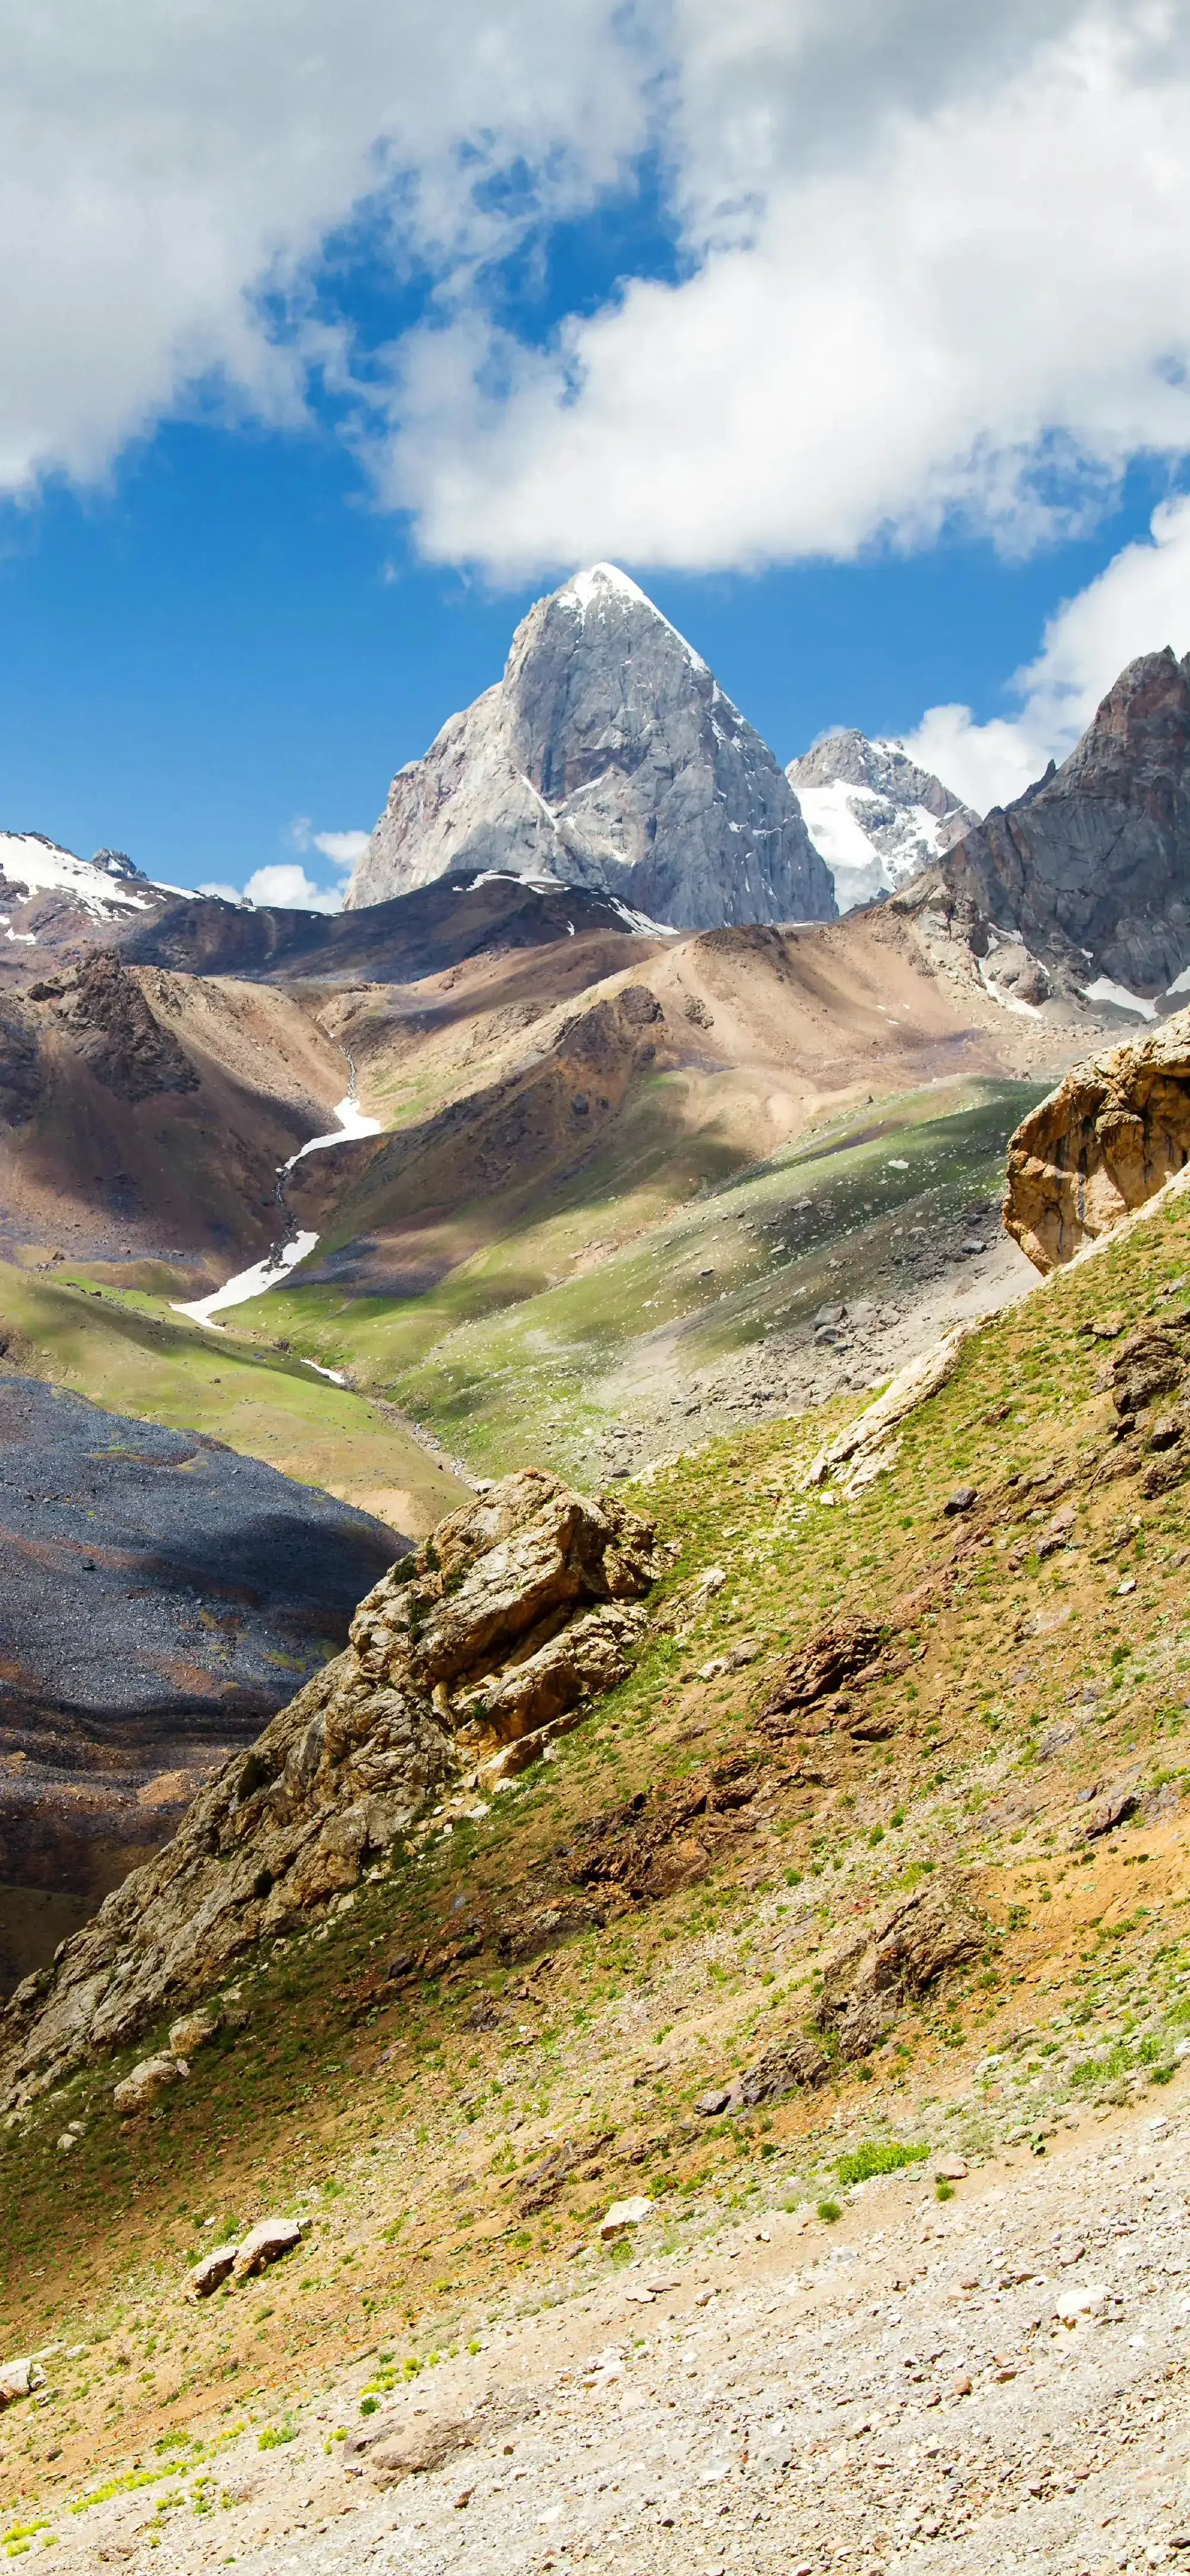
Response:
[346, 572, 835, 932]
[787, 729, 976, 914]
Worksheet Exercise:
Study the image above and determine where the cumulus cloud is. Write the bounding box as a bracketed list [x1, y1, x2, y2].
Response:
[387, 3, 1190, 573]
[0, 0, 644, 494]
[312, 829, 370, 868]
[198, 862, 344, 912]
[7, 1, 1190, 594]
[903, 494, 1190, 810]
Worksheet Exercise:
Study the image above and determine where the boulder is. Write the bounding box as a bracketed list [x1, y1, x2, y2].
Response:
[168, 2007, 221, 2059]
[188, 2242, 239, 2298]
[1004, 1012, 1190, 1270]
[230, 2216, 303, 2282]
[599, 2195, 653, 2240]
[0, 1470, 662, 2111]
[0, 2358, 43, 2407]
[345, 2408, 475, 2484]
[113, 2053, 188, 2116]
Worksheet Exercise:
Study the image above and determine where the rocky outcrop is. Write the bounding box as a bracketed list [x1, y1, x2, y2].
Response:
[1004, 1008, 1190, 1269]
[788, 730, 976, 914]
[27, 948, 199, 1100]
[347, 564, 836, 934]
[942, 648, 1190, 996]
[0, 1470, 662, 2110]
[817, 1870, 987, 2060]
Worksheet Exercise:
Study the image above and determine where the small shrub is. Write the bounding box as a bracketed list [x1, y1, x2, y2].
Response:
[359, 2395, 380, 2417]
[257, 2422, 298, 2451]
[835, 2139, 928, 2187]
[935, 2178, 955, 2202]
[817, 2198, 842, 2223]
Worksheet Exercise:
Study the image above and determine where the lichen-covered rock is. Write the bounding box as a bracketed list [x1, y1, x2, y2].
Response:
[0, 1470, 662, 2110]
[738, 2032, 831, 2105]
[1004, 1011, 1190, 1270]
[168, 2007, 221, 2059]
[815, 1871, 987, 2059]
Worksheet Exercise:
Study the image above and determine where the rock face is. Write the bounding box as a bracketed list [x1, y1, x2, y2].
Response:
[0, 834, 170, 986]
[0, 1375, 405, 1927]
[347, 564, 836, 934]
[788, 730, 976, 914]
[943, 648, 1190, 997]
[1003, 1008, 1190, 1269]
[0, 1469, 662, 2110]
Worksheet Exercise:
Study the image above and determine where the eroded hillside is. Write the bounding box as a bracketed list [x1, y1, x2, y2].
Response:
[3, 1124, 1190, 2561]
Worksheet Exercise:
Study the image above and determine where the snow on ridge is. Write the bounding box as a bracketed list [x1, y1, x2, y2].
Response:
[559, 563, 709, 674]
[0, 831, 153, 917]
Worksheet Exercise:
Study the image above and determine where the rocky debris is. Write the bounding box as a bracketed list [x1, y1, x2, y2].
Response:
[599, 2194, 652, 2240]
[347, 563, 836, 934]
[560, 1754, 763, 1904]
[0, 1471, 661, 2110]
[230, 2215, 303, 2282]
[738, 2032, 831, 2105]
[760, 1618, 884, 1727]
[29, 948, 200, 1101]
[112, 2051, 188, 2116]
[1004, 1009, 1190, 1268]
[189, 2242, 239, 2299]
[942, 647, 1190, 994]
[788, 729, 976, 914]
[0, 1373, 405, 1916]
[1077, 1782, 1139, 1842]
[816, 1871, 987, 2059]
[0, 2357, 43, 2407]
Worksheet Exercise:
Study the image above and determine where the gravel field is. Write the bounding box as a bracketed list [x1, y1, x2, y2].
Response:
[57, 2088, 1190, 2576]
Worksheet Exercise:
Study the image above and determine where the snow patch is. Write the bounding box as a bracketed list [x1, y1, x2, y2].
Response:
[0, 832, 153, 918]
[1082, 975, 1157, 1021]
[977, 958, 1044, 1019]
[173, 1229, 321, 1328]
[281, 1094, 381, 1171]
[794, 779, 950, 914]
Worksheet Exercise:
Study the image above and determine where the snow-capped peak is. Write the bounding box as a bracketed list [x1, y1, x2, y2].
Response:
[0, 831, 154, 920]
[786, 730, 977, 915]
[558, 562, 709, 673]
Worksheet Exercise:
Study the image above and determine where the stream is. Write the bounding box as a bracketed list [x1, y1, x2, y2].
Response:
[172, 1063, 381, 1350]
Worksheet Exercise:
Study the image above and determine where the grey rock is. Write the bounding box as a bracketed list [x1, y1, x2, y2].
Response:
[788, 729, 976, 914]
[231, 2215, 303, 2281]
[942, 647, 1190, 994]
[348, 564, 835, 934]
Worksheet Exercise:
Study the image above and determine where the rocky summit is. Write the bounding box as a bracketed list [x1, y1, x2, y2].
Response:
[942, 645, 1190, 1000]
[788, 728, 976, 914]
[346, 563, 836, 933]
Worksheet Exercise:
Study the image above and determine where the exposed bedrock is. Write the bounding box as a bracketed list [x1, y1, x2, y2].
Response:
[0, 1469, 662, 2109]
[1004, 1006, 1190, 1269]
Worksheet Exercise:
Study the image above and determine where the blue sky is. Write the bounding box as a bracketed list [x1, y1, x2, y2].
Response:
[3, 4, 1190, 909]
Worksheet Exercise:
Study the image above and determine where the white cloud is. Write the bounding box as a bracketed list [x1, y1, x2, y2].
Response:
[196, 880, 244, 905]
[0, 0, 644, 495]
[313, 829, 370, 868]
[6, 0, 1190, 601]
[903, 493, 1190, 809]
[242, 862, 343, 913]
[387, 4, 1190, 574]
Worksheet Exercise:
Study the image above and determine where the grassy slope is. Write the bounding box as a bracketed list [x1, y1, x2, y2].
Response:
[227, 1077, 1041, 1476]
[0, 1258, 469, 1534]
[4, 1170, 1190, 2527]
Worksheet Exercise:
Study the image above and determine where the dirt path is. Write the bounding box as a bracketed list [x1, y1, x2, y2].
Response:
[55, 2084, 1190, 2575]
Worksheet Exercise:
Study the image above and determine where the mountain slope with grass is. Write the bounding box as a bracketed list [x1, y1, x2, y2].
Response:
[4, 1102, 1190, 2565]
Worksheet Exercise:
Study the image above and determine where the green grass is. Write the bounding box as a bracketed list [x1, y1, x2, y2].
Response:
[835, 2139, 929, 2185]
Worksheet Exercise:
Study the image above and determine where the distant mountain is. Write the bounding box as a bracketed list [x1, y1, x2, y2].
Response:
[347, 563, 837, 933]
[940, 648, 1190, 1003]
[787, 731, 977, 914]
[0, 832, 174, 981]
